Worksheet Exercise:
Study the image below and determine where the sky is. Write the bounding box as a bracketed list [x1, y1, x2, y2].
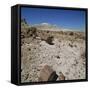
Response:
[21, 7, 86, 32]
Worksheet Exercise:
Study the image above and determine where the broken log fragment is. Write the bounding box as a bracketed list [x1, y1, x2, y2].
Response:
[59, 72, 65, 80]
[38, 65, 58, 81]
[48, 71, 58, 81]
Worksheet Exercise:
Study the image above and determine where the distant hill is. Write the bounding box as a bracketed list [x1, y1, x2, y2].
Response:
[21, 19, 84, 33]
[32, 23, 61, 31]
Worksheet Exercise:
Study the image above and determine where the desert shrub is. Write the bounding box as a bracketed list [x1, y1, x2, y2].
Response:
[21, 18, 27, 24]
[46, 36, 54, 45]
[69, 32, 74, 36]
[31, 27, 38, 37]
[27, 28, 31, 34]
[21, 18, 29, 29]
[47, 31, 49, 33]
[26, 27, 38, 38]
[30, 27, 37, 34]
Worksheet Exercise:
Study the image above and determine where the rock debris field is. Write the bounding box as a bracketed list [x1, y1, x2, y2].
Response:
[21, 27, 86, 83]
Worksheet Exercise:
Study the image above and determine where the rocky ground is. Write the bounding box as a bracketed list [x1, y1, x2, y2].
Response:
[21, 27, 86, 83]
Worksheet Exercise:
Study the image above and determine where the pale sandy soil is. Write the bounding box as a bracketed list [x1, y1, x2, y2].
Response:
[21, 30, 86, 83]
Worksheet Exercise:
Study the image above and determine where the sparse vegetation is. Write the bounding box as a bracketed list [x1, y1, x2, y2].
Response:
[21, 18, 29, 28]
[31, 27, 38, 39]
[69, 32, 74, 36]
[47, 31, 49, 33]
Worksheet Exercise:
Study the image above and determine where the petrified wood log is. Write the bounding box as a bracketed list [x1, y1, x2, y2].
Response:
[59, 72, 65, 80]
[48, 71, 58, 81]
[38, 65, 58, 81]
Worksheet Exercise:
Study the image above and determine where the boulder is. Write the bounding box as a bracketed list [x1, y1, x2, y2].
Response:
[38, 64, 58, 81]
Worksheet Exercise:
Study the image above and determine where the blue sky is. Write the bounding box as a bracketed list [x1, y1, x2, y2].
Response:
[21, 7, 86, 32]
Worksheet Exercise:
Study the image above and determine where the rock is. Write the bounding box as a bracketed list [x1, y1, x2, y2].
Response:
[36, 36, 41, 40]
[45, 36, 54, 45]
[38, 64, 58, 81]
[56, 55, 60, 59]
[59, 72, 65, 80]
[48, 71, 58, 81]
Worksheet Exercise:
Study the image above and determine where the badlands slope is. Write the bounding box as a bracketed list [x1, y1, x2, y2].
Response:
[21, 22, 86, 83]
